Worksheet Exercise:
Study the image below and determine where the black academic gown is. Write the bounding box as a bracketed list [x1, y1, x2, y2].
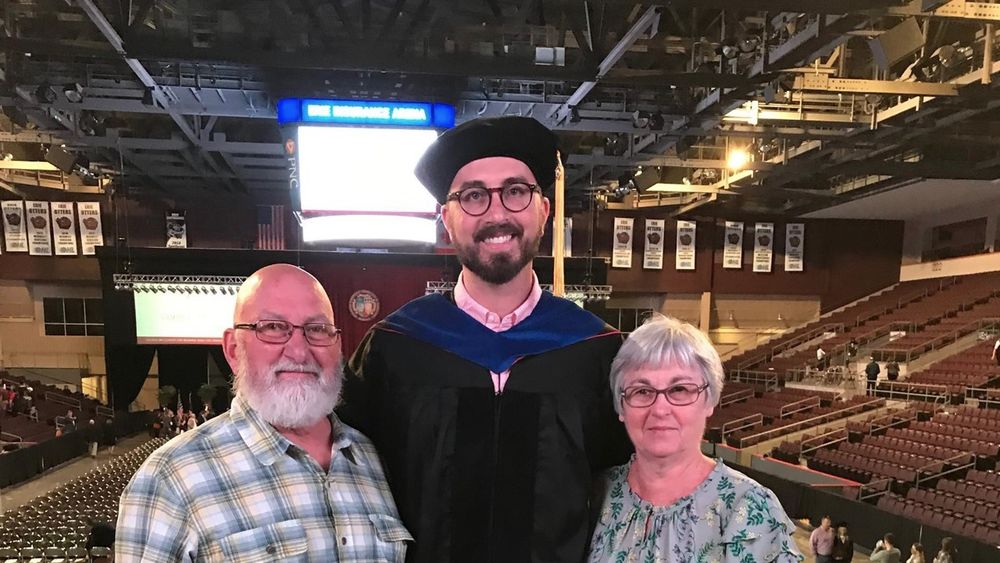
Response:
[341, 291, 630, 563]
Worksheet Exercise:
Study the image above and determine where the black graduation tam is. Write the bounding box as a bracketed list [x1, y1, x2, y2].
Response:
[414, 116, 559, 204]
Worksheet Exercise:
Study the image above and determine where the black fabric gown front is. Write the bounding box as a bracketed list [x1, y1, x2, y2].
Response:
[341, 292, 630, 563]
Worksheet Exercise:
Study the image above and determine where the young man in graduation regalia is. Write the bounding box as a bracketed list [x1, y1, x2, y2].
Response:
[341, 116, 630, 563]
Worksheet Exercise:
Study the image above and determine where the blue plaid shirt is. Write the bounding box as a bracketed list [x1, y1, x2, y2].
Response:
[116, 396, 411, 562]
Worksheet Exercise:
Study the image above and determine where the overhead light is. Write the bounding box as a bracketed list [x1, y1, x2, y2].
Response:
[63, 83, 84, 103]
[35, 84, 57, 104]
[727, 149, 750, 170]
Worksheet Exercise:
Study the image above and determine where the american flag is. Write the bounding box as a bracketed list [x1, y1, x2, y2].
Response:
[256, 205, 285, 250]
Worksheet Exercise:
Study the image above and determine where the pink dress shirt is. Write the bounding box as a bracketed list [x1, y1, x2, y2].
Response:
[453, 272, 543, 393]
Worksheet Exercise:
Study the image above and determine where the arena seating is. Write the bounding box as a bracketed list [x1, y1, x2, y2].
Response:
[0, 437, 167, 559]
[725, 278, 946, 373]
[1, 373, 111, 448]
[709, 388, 883, 447]
[877, 490, 1000, 545]
[899, 340, 1000, 390]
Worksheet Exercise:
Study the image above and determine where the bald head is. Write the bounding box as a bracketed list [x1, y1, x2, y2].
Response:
[233, 264, 333, 325]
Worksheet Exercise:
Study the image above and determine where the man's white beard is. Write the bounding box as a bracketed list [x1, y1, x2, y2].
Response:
[233, 346, 343, 429]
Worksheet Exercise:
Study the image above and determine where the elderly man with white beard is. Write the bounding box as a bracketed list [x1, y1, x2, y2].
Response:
[115, 264, 411, 563]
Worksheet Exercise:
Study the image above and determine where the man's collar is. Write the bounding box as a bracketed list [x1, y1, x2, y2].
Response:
[230, 394, 357, 467]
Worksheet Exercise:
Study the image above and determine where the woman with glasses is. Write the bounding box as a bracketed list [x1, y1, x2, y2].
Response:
[588, 315, 802, 563]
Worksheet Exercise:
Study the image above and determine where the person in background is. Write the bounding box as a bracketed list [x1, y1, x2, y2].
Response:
[587, 315, 802, 562]
[865, 356, 881, 395]
[886, 359, 901, 382]
[831, 523, 854, 562]
[847, 338, 859, 360]
[907, 542, 926, 563]
[870, 533, 902, 563]
[102, 417, 117, 453]
[992, 336, 1000, 366]
[810, 516, 834, 563]
[932, 537, 956, 563]
[816, 346, 828, 371]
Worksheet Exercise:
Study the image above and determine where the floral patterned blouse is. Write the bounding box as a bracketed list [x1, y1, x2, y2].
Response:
[588, 459, 804, 563]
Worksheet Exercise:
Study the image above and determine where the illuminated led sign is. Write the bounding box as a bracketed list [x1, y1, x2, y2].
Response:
[278, 98, 455, 128]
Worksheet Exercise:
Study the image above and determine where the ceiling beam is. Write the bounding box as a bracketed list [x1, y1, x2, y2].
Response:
[549, 5, 662, 125]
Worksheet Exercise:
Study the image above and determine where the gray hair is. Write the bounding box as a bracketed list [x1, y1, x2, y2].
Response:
[610, 315, 725, 415]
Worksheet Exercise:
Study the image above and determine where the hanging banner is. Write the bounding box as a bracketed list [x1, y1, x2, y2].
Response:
[25, 201, 53, 256]
[643, 219, 665, 270]
[785, 223, 805, 272]
[723, 221, 744, 269]
[612, 217, 633, 268]
[753, 222, 774, 273]
[1, 200, 28, 253]
[564, 217, 573, 258]
[77, 202, 104, 255]
[166, 210, 187, 248]
[51, 202, 78, 256]
[675, 220, 696, 270]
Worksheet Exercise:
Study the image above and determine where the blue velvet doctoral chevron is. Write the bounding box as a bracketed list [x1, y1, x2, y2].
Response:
[380, 292, 613, 373]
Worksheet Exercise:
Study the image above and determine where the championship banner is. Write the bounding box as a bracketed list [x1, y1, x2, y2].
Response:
[785, 223, 805, 272]
[25, 201, 53, 256]
[564, 217, 573, 257]
[51, 202, 78, 256]
[1, 200, 28, 253]
[643, 219, 664, 270]
[675, 220, 696, 270]
[166, 211, 187, 248]
[723, 221, 744, 269]
[612, 217, 634, 268]
[753, 222, 774, 273]
[77, 202, 104, 255]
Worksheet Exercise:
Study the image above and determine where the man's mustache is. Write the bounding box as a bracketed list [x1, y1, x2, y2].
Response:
[474, 222, 523, 243]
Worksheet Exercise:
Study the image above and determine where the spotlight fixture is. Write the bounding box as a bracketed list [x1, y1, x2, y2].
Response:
[631, 110, 650, 128]
[141, 87, 156, 107]
[647, 112, 665, 131]
[63, 83, 84, 103]
[727, 148, 750, 170]
[35, 84, 57, 104]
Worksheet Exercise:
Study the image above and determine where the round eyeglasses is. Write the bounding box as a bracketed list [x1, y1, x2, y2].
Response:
[445, 183, 540, 216]
[233, 320, 342, 346]
[620, 383, 710, 408]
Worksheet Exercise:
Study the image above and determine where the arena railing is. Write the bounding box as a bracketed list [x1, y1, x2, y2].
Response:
[858, 478, 893, 501]
[0, 431, 22, 442]
[95, 405, 114, 418]
[44, 392, 81, 410]
[914, 452, 977, 489]
[800, 428, 849, 457]
[779, 396, 821, 418]
[876, 382, 952, 402]
[727, 370, 780, 391]
[737, 397, 884, 450]
[857, 409, 917, 436]
[770, 323, 845, 358]
[719, 387, 755, 407]
[720, 414, 764, 439]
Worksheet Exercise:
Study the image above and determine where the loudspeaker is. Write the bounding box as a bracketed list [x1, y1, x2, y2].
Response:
[44, 146, 77, 173]
[869, 17, 925, 71]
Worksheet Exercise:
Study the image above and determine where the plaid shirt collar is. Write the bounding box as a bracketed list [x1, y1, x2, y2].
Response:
[230, 394, 359, 468]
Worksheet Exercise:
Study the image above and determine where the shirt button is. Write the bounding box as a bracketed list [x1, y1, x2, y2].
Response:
[265, 545, 277, 554]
